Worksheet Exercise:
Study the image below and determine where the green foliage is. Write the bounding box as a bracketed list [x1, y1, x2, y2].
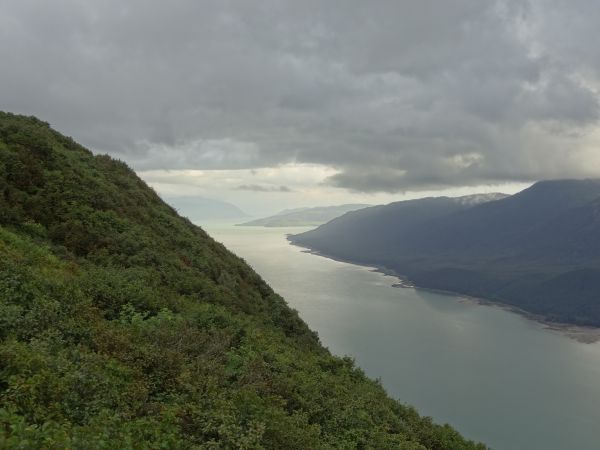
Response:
[0, 112, 487, 449]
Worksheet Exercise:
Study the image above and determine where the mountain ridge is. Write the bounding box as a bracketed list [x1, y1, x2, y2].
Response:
[291, 181, 600, 326]
[165, 196, 249, 223]
[238, 204, 371, 227]
[0, 112, 485, 448]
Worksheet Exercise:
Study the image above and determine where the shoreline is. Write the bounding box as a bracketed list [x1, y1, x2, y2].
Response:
[288, 237, 600, 344]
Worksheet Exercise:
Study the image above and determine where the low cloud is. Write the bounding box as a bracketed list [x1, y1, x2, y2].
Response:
[235, 184, 294, 193]
[1, 0, 600, 192]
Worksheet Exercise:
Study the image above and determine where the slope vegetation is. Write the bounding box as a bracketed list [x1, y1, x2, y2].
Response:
[0, 113, 485, 449]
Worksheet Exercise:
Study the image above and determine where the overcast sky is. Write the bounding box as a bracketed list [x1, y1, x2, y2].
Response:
[2, 1, 600, 214]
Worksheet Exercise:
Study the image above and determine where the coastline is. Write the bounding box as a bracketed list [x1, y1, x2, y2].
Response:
[288, 237, 600, 344]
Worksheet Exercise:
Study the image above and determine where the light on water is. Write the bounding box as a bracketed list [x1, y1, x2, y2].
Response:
[205, 224, 600, 450]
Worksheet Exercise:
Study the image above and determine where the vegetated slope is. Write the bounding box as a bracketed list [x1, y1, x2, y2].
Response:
[238, 204, 370, 227]
[291, 182, 600, 326]
[0, 112, 485, 449]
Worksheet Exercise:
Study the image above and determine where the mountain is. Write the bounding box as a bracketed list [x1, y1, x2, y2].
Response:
[290, 194, 508, 265]
[291, 184, 600, 326]
[165, 196, 249, 223]
[0, 112, 485, 449]
[238, 204, 371, 227]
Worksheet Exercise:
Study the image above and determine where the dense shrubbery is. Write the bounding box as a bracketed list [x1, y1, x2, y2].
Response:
[0, 112, 486, 449]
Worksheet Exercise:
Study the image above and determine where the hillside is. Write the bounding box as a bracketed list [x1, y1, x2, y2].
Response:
[289, 194, 507, 266]
[291, 183, 600, 326]
[0, 112, 485, 449]
[238, 204, 370, 227]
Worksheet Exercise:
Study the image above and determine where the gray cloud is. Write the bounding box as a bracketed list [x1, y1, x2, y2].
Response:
[1, 0, 600, 192]
[235, 184, 294, 193]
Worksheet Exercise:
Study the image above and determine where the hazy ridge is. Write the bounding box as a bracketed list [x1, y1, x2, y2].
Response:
[238, 204, 371, 227]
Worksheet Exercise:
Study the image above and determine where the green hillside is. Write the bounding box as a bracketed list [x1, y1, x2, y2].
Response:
[0, 112, 485, 449]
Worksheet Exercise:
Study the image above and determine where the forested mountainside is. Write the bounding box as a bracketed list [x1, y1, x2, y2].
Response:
[291, 181, 600, 326]
[289, 195, 506, 265]
[238, 204, 370, 227]
[0, 112, 485, 449]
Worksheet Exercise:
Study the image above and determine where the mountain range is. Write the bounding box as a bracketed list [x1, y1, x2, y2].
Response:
[291, 183, 600, 326]
[165, 196, 249, 223]
[238, 204, 370, 227]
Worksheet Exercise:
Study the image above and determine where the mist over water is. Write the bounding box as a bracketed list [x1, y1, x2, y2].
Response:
[205, 224, 600, 450]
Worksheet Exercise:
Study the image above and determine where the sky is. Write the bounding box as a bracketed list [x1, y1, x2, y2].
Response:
[2, 0, 600, 215]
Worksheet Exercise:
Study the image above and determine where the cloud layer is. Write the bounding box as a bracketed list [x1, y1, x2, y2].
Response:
[2, 0, 600, 192]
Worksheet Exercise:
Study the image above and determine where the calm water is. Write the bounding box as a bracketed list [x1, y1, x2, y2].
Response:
[205, 224, 600, 450]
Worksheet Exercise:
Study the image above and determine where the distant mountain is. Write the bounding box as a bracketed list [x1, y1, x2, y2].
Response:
[290, 194, 508, 263]
[274, 207, 311, 215]
[165, 196, 249, 223]
[291, 182, 600, 326]
[238, 204, 370, 227]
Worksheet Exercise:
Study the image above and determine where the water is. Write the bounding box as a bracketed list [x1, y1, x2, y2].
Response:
[205, 224, 600, 450]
